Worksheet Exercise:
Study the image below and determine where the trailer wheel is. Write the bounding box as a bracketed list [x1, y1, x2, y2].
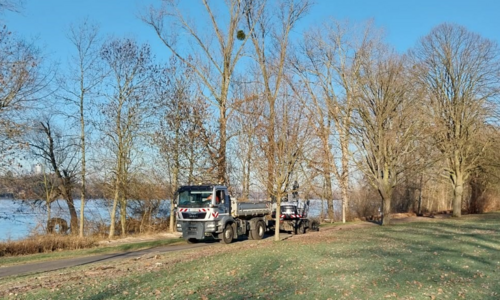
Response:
[221, 224, 234, 244]
[310, 220, 320, 231]
[252, 221, 265, 240]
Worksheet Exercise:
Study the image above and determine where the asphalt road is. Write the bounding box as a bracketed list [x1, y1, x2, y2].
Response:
[0, 233, 290, 278]
[0, 243, 211, 278]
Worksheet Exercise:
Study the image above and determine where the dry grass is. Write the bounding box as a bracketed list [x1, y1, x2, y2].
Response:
[0, 234, 98, 257]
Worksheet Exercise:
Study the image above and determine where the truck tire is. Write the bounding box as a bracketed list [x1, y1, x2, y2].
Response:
[297, 222, 306, 235]
[221, 224, 234, 244]
[252, 221, 265, 240]
[187, 238, 198, 244]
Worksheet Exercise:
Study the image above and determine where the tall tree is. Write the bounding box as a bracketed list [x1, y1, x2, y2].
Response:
[143, 0, 263, 184]
[352, 51, 421, 225]
[153, 57, 207, 233]
[410, 23, 500, 217]
[244, 0, 310, 241]
[62, 20, 102, 237]
[99, 38, 155, 238]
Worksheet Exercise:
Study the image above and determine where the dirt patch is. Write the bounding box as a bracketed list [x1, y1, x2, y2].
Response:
[97, 232, 182, 246]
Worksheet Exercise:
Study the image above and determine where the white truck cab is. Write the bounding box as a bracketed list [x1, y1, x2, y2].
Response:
[175, 185, 273, 244]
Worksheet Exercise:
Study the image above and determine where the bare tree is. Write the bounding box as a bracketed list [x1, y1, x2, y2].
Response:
[61, 20, 103, 237]
[0, 25, 49, 170]
[143, 0, 264, 184]
[293, 20, 379, 223]
[352, 51, 422, 225]
[231, 86, 262, 199]
[410, 23, 500, 217]
[0, 0, 23, 13]
[244, 0, 310, 241]
[153, 57, 207, 233]
[29, 118, 80, 233]
[99, 38, 155, 238]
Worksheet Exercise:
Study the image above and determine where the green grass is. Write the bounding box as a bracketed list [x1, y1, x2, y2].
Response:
[10, 213, 500, 299]
[0, 238, 183, 267]
[319, 219, 360, 228]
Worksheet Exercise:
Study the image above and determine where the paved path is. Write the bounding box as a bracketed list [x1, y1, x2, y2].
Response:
[0, 243, 208, 278]
[0, 233, 292, 278]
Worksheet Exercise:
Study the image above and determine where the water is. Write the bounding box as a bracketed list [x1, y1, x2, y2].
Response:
[0, 198, 339, 241]
[0, 199, 172, 241]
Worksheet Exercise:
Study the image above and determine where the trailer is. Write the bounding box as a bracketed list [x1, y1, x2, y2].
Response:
[277, 199, 319, 234]
[175, 185, 275, 244]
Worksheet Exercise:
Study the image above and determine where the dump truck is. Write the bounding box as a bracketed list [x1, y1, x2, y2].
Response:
[175, 185, 275, 244]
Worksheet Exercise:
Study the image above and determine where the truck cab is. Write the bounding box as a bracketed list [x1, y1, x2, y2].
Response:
[175, 185, 230, 241]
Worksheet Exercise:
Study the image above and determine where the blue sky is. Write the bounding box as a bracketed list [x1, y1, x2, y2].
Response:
[3, 0, 500, 61]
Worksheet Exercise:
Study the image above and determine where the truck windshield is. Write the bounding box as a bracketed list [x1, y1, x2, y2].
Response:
[178, 190, 213, 208]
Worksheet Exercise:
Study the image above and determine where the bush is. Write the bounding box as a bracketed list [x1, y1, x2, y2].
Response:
[0, 235, 98, 257]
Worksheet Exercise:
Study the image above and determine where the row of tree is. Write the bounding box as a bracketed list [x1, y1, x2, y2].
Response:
[1, 0, 500, 240]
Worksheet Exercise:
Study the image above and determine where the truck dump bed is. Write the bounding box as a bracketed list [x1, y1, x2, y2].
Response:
[231, 200, 272, 218]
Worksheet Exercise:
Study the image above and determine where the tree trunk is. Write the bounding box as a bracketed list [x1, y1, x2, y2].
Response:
[46, 201, 51, 234]
[340, 132, 350, 223]
[452, 172, 463, 217]
[274, 194, 281, 242]
[267, 102, 276, 200]
[379, 180, 393, 226]
[79, 100, 86, 237]
[120, 196, 127, 235]
[108, 178, 120, 239]
[169, 165, 179, 233]
[319, 125, 334, 222]
[243, 142, 252, 199]
[324, 172, 334, 223]
[340, 178, 349, 223]
[217, 102, 227, 184]
[66, 196, 79, 233]
[381, 194, 391, 225]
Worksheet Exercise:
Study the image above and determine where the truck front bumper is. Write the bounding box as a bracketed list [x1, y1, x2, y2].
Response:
[179, 221, 218, 240]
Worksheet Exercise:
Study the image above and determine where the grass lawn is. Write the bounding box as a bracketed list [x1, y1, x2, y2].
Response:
[2, 213, 500, 299]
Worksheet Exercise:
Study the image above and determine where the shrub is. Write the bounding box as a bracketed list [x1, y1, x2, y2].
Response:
[0, 235, 98, 257]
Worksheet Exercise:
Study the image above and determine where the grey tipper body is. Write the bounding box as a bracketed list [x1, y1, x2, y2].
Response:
[175, 185, 275, 244]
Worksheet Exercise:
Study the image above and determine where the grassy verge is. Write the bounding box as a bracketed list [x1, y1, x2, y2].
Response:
[3, 213, 500, 299]
[0, 238, 183, 267]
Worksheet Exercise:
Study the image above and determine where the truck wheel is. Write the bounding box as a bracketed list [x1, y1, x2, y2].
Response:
[187, 238, 198, 244]
[297, 222, 306, 235]
[252, 221, 265, 240]
[221, 224, 234, 244]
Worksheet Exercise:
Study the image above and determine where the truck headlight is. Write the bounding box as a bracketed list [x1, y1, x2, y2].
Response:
[206, 222, 216, 230]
